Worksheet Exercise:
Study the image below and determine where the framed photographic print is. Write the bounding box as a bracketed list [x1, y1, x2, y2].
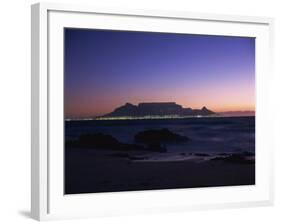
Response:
[31, 2, 274, 221]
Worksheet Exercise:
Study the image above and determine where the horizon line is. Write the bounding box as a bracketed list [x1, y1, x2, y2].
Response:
[65, 110, 256, 120]
[65, 114, 256, 121]
[65, 101, 255, 119]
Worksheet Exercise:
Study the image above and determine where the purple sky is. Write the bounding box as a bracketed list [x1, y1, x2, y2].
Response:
[64, 28, 255, 118]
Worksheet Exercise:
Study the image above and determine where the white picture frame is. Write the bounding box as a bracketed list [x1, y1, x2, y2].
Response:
[31, 2, 274, 221]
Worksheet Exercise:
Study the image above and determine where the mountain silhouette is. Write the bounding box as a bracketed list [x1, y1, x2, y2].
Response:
[101, 102, 215, 118]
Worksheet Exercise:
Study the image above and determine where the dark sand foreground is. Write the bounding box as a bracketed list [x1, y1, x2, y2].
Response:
[65, 148, 255, 194]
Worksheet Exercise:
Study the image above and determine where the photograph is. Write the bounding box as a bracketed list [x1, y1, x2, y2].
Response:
[64, 28, 255, 194]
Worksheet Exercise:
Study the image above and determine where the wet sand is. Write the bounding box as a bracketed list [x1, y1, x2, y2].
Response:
[65, 148, 255, 194]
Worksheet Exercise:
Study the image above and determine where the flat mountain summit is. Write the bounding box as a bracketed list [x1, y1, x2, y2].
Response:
[100, 102, 215, 118]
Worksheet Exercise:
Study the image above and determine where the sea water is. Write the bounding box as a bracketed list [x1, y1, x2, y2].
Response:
[65, 116, 255, 155]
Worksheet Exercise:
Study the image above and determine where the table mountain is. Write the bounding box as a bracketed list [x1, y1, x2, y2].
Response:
[101, 102, 215, 118]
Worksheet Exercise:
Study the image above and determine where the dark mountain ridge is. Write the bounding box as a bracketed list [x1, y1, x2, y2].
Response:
[100, 102, 215, 118]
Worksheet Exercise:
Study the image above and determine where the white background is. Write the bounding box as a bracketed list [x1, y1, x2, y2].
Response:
[0, 0, 280, 223]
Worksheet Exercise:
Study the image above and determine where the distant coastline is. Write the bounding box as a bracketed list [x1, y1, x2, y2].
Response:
[65, 114, 255, 122]
[65, 101, 254, 121]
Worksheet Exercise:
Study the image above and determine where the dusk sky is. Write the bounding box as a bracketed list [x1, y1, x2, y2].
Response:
[64, 28, 255, 119]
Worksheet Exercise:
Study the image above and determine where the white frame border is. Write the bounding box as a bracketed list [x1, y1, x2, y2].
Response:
[31, 2, 274, 221]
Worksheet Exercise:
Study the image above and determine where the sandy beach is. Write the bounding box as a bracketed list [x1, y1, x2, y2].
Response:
[65, 147, 255, 194]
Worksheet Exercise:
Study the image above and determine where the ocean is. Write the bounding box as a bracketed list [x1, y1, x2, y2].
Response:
[65, 116, 255, 155]
[64, 116, 255, 193]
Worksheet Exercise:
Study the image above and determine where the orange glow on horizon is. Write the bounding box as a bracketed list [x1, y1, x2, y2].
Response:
[65, 100, 255, 118]
[64, 72, 255, 118]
